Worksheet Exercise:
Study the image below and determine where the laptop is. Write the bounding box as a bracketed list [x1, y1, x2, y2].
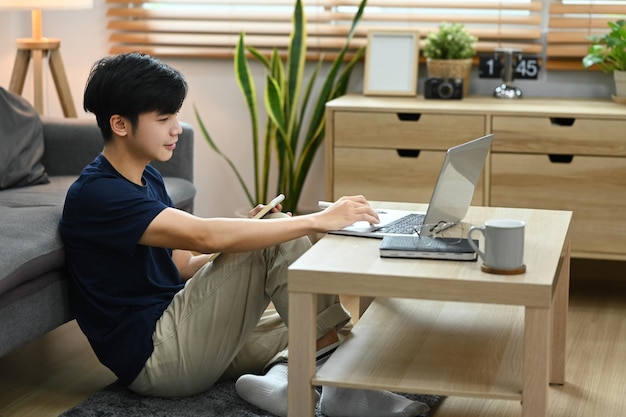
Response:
[327, 133, 493, 238]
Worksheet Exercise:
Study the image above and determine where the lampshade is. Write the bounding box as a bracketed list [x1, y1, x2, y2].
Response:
[2, 0, 93, 117]
[0, 0, 93, 10]
[0, 0, 93, 39]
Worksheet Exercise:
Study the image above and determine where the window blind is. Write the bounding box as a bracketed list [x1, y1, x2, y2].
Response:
[547, 1, 626, 70]
[106, 0, 543, 61]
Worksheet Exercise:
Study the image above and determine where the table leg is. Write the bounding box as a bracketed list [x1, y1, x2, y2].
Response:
[9, 49, 31, 95]
[522, 306, 550, 417]
[32, 49, 44, 115]
[49, 48, 77, 117]
[288, 292, 317, 417]
[358, 296, 374, 317]
[550, 242, 570, 384]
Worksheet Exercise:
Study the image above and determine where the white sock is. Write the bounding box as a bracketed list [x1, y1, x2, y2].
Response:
[236, 343, 429, 417]
[235, 344, 337, 417]
[235, 362, 292, 417]
[320, 386, 430, 417]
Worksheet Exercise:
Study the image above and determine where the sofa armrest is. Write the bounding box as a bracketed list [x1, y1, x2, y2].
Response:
[40, 117, 194, 182]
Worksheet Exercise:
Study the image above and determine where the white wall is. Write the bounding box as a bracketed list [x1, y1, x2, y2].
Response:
[0, 0, 615, 218]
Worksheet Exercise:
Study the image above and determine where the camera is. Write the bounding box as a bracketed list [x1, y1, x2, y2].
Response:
[424, 77, 463, 99]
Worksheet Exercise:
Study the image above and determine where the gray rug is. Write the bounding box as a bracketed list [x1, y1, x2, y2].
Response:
[59, 381, 443, 417]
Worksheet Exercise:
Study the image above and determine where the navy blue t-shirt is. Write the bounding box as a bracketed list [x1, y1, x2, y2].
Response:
[59, 154, 184, 385]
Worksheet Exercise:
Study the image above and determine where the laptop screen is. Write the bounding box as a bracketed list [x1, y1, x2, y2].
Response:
[421, 134, 493, 234]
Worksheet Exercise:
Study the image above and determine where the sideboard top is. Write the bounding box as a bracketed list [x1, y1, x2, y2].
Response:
[327, 94, 626, 119]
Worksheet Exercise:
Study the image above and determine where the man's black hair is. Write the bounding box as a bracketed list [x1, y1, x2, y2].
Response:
[83, 53, 188, 141]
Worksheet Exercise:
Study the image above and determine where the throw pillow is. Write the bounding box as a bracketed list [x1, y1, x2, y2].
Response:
[0, 87, 49, 189]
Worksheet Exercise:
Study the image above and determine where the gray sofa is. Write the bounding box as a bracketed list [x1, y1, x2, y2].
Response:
[0, 117, 196, 357]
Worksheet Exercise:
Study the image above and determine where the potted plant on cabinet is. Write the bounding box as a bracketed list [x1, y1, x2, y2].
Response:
[195, 0, 367, 214]
[582, 19, 626, 103]
[423, 22, 477, 97]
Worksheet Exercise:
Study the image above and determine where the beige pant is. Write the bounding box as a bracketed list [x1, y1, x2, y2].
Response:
[129, 227, 351, 397]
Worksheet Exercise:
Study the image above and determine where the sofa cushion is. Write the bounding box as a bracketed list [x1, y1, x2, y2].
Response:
[0, 205, 65, 299]
[0, 87, 49, 189]
[0, 176, 195, 212]
[0, 176, 74, 208]
[163, 177, 196, 213]
[0, 175, 195, 300]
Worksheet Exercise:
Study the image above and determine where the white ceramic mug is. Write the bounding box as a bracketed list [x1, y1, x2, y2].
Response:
[467, 219, 525, 271]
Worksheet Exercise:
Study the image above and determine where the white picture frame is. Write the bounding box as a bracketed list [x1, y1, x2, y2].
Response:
[363, 30, 420, 97]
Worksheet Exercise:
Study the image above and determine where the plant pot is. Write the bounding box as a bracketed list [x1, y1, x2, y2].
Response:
[426, 58, 472, 97]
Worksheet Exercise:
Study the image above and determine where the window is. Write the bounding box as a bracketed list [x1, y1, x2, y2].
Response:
[107, 1, 626, 70]
[547, 0, 626, 70]
[107, 0, 543, 61]
[107, 1, 356, 58]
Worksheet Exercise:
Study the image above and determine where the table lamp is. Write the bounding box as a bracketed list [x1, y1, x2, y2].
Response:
[0, 0, 93, 117]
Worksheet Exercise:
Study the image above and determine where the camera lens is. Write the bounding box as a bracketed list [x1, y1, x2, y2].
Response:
[437, 81, 454, 99]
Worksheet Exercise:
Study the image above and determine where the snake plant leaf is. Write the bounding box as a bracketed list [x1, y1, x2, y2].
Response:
[247, 45, 270, 70]
[332, 45, 366, 99]
[285, 0, 306, 155]
[198, 0, 367, 213]
[261, 111, 277, 203]
[285, 0, 368, 210]
[298, 49, 367, 193]
[234, 33, 262, 204]
[268, 49, 291, 194]
[265, 76, 287, 139]
[298, 57, 323, 133]
[305, 0, 365, 137]
[194, 105, 255, 206]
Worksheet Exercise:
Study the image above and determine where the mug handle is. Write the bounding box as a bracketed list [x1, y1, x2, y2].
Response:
[467, 226, 486, 261]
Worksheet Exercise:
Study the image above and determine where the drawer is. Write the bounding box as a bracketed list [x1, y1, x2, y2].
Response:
[490, 153, 626, 257]
[492, 116, 626, 156]
[333, 147, 484, 205]
[334, 111, 486, 150]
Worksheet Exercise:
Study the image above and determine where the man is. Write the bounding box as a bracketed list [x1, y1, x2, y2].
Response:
[60, 52, 428, 417]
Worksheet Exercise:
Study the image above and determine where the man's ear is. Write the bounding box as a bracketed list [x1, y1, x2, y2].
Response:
[110, 115, 129, 137]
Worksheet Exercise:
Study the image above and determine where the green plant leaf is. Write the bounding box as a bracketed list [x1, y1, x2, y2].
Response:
[582, 19, 626, 72]
[265, 76, 287, 139]
[285, 0, 306, 154]
[247, 46, 270, 70]
[290, 0, 368, 207]
[234, 33, 261, 204]
[200, 0, 368, 213]
[423, 22, 477, 60]
[193, 105, 254, 206]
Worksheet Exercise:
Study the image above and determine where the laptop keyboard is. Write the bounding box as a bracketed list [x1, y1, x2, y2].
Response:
[376, 213, 425, 234]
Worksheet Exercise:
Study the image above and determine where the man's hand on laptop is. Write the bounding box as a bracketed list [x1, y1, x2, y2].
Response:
[315, 195, 380, 231]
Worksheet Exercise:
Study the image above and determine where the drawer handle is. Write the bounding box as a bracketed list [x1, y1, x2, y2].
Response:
[550, 117, 576, 127]
[548, 154, 574, 163]
[397, 113, 421, 122]
[397, 149, 421, 158]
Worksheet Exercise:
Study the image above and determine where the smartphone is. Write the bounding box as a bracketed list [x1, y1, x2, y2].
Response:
[253, 194, 285, 219]
[207, 194, 286, 262]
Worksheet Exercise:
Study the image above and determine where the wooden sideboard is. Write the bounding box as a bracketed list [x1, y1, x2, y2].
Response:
[324, 95, 626, 260]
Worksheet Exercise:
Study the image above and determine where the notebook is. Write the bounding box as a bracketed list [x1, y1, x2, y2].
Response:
[379, 236, 478, 261]
[327, 133, 493, 238]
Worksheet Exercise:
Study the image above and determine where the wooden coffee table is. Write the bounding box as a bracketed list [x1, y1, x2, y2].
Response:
[287, 203, 571, 417]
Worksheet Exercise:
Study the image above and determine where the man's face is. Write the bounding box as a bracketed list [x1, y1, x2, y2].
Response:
[128, 111, 182, 163]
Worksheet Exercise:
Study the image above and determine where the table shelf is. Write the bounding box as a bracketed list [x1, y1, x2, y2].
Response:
[315, 298, 524, 401]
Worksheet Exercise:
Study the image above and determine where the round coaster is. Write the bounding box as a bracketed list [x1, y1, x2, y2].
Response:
[481, 264, 526, 275]
[611, 95, 626, 105]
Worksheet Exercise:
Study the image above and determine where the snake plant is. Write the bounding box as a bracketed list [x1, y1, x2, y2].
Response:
[195, 0, 367, 213]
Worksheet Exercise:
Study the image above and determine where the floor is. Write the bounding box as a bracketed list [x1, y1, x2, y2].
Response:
[0, 259, 624, 417]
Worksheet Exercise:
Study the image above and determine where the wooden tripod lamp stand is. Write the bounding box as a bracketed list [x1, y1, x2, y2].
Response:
[0, 0, 93, 117]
